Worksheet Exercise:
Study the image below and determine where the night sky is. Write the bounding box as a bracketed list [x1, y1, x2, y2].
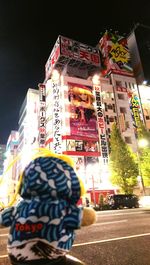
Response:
[0, 0, 150, 144]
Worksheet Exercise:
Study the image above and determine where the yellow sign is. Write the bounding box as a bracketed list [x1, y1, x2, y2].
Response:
[110, 43, 130, 63]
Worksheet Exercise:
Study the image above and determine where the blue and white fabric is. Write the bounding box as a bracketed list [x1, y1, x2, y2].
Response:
[0, 156, 83, 262]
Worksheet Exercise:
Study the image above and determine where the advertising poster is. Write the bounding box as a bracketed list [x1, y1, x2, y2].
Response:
[60, 35, 100, 67]
[128, 89, 143, 137]
[99, 31, 133, 76]
[68, 83, 98, 139]
[66, 139, 98, 152]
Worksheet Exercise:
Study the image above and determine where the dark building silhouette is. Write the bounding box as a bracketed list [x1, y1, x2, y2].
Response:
[128, 23, 150, 85]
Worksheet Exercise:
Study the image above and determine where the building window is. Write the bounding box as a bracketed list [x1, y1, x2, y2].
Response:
[112, 104, 116, 113]
[108, 104, 112, 110]
[125, 121, 130, 129]
[120, 107, 126, 114]
[129, 83, 131, 89]
[104, 103, 108, 111]
[125, 137, 132, 144]
[106, 115, 110, 124]
[109, 116, 114, 122]
[118, 93, 125, 100]
[146, 115, 150, 120]
[116, 80, 122, 86]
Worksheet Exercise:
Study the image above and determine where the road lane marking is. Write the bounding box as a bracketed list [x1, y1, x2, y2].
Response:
[97, 211, 143, 216]
[1, 232, 150, 259]
[73, 232, 150, 247]
[93, 220, 127, 225]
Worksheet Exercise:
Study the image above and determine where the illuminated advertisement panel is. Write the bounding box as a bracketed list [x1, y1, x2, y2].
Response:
[60, 36, 100, 66]
[45, 35, 101, 81]
[68, 83, 98, 139]
[52, 81, 62, 153]
[45, 36, 60, 81]
[99, 31, 133, 76]
[128, 89, 143, 137]
[93, 84, 109, 164]
[38, 84, 46, 147]
[67, 139, 98, 152]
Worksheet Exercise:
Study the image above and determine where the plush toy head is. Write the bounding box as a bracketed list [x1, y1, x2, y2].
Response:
[19, 149, 85, 204]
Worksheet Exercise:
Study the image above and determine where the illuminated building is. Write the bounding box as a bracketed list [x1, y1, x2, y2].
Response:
[0, 144, 6, 175]
[18, 88, 39, 170]
[0, 89, 39, 204]
[1, 131, 19, 204]
[42, 33, 147, 201]
[98, 31, 144, 152]
[43, 35, 115, 199]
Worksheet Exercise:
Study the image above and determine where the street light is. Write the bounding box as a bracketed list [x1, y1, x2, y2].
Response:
[137, 138, 149, 196]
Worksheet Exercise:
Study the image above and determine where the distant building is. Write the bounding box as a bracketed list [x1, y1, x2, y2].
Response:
[1, 131, 19, 204]
[18, 88, 39, 170]
[0, 144, 6, 175]
[128, 23, 150, 85]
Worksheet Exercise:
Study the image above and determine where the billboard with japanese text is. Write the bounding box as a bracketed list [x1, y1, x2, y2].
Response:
[45, 35, 101, 81]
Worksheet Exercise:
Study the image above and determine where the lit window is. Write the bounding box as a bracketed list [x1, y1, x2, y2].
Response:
[125, 137, 132, 144]
[120, 107, 126, 113]
[118, 93, 125, 100]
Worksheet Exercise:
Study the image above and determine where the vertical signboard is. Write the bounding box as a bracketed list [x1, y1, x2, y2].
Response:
[128, 86, 143, 137]
[60, 36, 100, 66]
[45, 36, 60, 82]
[52, 80, 62, 154]
[93, 84, 109, 164]
[38, 84, 46, 148]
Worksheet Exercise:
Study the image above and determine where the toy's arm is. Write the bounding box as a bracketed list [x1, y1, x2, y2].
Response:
[0, 207, 14, 227]
[64, 205, 96, 228]
[64, 204, 83, 229]
[81, 207, 96, 226]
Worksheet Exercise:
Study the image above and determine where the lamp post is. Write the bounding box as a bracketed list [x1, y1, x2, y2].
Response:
[137, 139, 149, 196]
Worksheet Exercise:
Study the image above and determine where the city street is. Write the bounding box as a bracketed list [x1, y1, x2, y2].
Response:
[0, 208, 150, 265]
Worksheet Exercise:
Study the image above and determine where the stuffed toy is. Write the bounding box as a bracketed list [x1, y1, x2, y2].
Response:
[0, 149, 96, 265]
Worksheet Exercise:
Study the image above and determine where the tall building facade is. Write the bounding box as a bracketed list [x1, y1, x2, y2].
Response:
[18, 88, 39, 170]
[98, 31, 144, 151]
[1, 131, 19, 204]
[0, 144, 6, 175]
[127, 23, 150, 85]
[42, 33, 145, 198]
[44, 36, 108, 196]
